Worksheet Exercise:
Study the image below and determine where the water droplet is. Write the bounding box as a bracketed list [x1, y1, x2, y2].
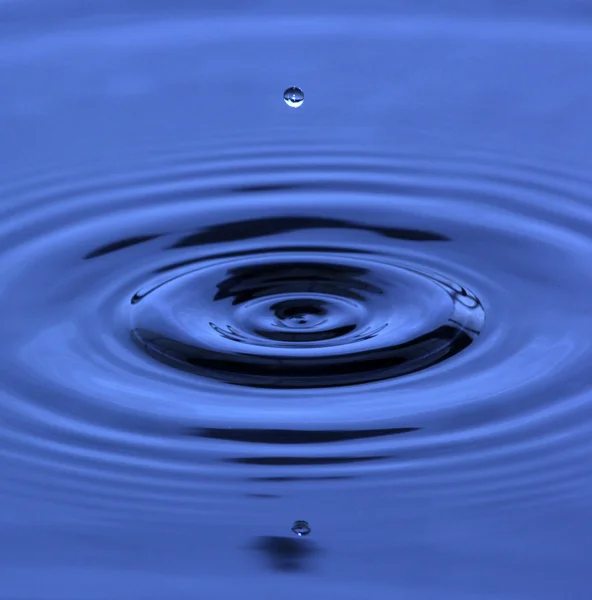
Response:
[283, 86, 304, 108]
[291, 520, 311, 536]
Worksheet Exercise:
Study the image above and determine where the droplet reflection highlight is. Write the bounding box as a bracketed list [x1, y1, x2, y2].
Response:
[284, 86, 304, 108]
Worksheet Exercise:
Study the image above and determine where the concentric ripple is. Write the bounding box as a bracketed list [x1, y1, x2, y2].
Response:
[0, 135, 590, 514]
[0, 17, 591, 534]
[131, 248, 484, 388]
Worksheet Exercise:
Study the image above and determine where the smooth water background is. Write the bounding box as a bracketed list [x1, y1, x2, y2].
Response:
[1, 2, 591, 599]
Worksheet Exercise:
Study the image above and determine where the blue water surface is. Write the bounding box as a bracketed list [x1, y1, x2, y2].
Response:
[0, 2, 591, 599]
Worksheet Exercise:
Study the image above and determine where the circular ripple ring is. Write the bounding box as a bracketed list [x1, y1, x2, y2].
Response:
[0, 124, 591, 510]
[131, 251, 484, 388]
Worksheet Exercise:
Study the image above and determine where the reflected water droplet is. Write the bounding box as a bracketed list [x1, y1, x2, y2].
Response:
[292, 520, 311, 536]
[284, 86, 304, 108]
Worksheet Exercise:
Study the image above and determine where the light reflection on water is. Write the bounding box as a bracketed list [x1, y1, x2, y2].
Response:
[0, 4, 591, 599]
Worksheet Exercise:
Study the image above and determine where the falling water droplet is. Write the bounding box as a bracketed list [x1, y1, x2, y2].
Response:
[283, 86, 304, 108]
[291, 520, 311, 536]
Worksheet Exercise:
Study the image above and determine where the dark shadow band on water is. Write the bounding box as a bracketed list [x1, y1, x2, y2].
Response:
[170, 215, 449, 249]
[227, 455, 390, 465]
[187, 426, 419, 444]
[131, 325, 474, 388]
[83, 234, 163, 259]
[252, 535, 320, 573]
